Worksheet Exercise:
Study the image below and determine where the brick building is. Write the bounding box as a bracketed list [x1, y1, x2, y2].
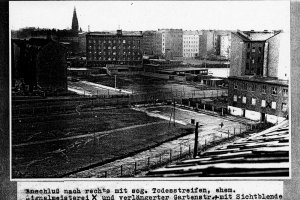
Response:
[86, 30, 143, 67]
[228, 30, 289, 124]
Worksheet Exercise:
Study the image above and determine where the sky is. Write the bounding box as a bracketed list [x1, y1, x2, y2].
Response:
[10, 1, 290, 32]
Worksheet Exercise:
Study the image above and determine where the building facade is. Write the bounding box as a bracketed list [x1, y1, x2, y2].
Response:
[141, 31, 156, 55]
[199, 30, 231, 60]
[228, 30, 289, 124]
[158, 29, 183, 58]
[183, 30, 202, 58]
[11, 38, 68, 93]
[86, 30, 143, 67]
[230, 30, 288, 79]
[228, 77, 288, 123]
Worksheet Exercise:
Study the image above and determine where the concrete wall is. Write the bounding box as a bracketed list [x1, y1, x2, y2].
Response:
[37, 41, 67, 91]
[267, 33, 280, 78]
[228, 106, 243, 116]
[267, 32, 290, 80]
[266, 114, 286, 124]
[245, 110, 261, 121]
[230, 33, 246, 76]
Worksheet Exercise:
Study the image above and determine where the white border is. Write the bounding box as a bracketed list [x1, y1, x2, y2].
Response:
[9, 1, 291, 182]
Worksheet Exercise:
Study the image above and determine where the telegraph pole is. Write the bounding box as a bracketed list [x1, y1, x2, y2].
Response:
[193, 122, 199, 158]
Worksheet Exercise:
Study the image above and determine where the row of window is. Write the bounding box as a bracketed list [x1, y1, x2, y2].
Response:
[183, 45, 199, 48]
[233, 95, 288, 111]
[233, 83, 288, 96]
[247, 44, 263, 53]
[183, 41, 199, 44]
[87, 57, 142, 61]
[88, 46, 140, 51]
[183, 49, 198, 52]
[88, 39, 140, 45]
[183, 53, 198, 57]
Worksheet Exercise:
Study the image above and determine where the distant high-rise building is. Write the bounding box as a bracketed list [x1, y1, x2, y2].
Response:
[71, 7, 79, 32]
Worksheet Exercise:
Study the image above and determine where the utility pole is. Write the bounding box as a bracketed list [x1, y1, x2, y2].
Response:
[193, 122, 199, 158]
[114, 75, 117, 89]
[173, 99, 176, 126]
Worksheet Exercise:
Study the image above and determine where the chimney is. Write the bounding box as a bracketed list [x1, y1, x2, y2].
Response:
[117, 29, 122, 36]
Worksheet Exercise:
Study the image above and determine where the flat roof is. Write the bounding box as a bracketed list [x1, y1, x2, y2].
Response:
[159, 67, 208, 72]
[229, 76, 289, 86]
[68, 68, 90, 71]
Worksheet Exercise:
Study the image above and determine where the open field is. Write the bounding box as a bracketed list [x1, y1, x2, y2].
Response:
[12, 107, 193, 178]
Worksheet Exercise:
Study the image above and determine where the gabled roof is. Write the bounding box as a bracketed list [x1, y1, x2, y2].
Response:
[233, 30, 282, 42]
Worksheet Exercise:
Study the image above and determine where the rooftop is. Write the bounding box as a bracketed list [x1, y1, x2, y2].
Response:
[159, 67, 208, 72]
[233, 30, 282, 42]
[228, 76, 289, 86]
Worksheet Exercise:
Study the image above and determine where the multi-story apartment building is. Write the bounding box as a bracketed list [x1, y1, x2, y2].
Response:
[199, 30, 231, 59]
[86, 30, 143, 67]
[183, 30, 202, 58]
[220, 35, 231, 59]
[228, 30, 289, 124]
[141, 31, 156, 55]
[158, 29, 183, 58]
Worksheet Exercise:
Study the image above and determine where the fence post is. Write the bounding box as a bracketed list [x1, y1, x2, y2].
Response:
[180, 145, 182, 158]
[234, 128, 236, 136]
[169, 149, 172, 162]
[189, 145, 191, 156]
[160, 155, 162, 164]
[240, 126, 242, 134]
[193, 122, 199, 158]
[134, 162, 137, 175]
[148, 157, 150, 168]
[105, 171, 107, 178]
[120, 165, 123, 177]
[228, 130, 230, 138]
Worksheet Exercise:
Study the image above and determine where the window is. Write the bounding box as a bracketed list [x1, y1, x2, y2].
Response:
[242, 83, 247, 90]
[246, 63, 250, 70]
[251, 98, 256, 105]
[261, 85, 266, 93]
[271, 102, 277, 109]
[123, 40, 126, 43]
[233, 95, 237, 102]
[242, 96, 247, 104]
[271, 87, 278, 95]
[252, 47, 255, 52]
[283, 88, 288, 97]
[261, 100, 266, 107]
[251, 84, 256, 92]
[282, 103, 288, 112]
[247, 43, 250, 48]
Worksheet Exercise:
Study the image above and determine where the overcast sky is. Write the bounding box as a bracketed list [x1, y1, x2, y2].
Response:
[10, 1, 290, 32]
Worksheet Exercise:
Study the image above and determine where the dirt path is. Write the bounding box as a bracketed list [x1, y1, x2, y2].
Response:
[13, 121, 167, 148]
